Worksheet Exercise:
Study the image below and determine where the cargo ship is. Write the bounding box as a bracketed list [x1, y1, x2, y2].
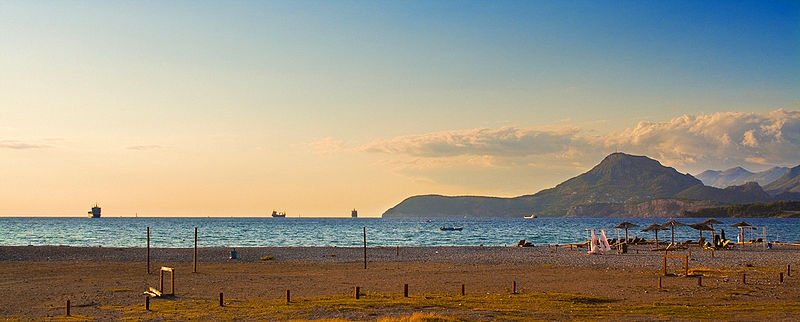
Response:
[88, 204, 101, 218]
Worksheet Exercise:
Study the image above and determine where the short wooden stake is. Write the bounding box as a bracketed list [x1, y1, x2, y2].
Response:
[684, 255, 689, 276]
[658, 276, 662, 289]
[286, 289, 291, 304]
[354, 286, 360, 299]
[461, 283, 465, 296]
[788, 264, 792, 277]
[697, 276, 702, 287]
[663, 256, 667, 276]
[742, 273, 747, 285]
[512, 280, 517, 294]
[66, 299, 70, 316]
[780, 272, 784, 284]
[396, 245, 399, 256]
[145, 296, 150, 311]
[404, 284, 409, 297]
[219, 292, 224, 307]
[711, 249, 715, 258]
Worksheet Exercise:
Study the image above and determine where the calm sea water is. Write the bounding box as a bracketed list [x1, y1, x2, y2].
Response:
[1, 217, 799, 248]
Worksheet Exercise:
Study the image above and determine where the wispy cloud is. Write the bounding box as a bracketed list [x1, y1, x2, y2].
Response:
[127, 144, 163, 151]
[361, 126, 582, 157]
[309, 137, 347, 155]
[0, 140, 51, 150]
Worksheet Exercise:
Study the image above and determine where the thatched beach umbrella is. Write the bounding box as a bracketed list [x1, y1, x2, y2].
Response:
[732, 221, 754, 244]
[614, 222, 639, 242]
[689, 223, 713, 241]
[642, 224, 664, 248]
[702, 218, 723, 240]
[662, 219, 686, 245]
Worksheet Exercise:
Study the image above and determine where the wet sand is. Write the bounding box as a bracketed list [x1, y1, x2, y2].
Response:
[1, 245, 799, 320]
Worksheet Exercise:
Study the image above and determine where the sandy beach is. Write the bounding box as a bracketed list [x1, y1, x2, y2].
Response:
[2, 244, 800, 320]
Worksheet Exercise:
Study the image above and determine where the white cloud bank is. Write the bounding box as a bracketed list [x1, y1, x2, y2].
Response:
[360, 109, 800, 188]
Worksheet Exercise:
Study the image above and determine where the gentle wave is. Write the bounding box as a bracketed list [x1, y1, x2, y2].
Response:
[1, 217, 798, 248]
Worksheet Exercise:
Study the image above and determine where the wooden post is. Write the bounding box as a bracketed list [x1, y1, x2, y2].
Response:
[404, 284, 409, 297]
[354, 286, 360, 299]
[160, 269, 164, 293]
[286, 289, 291, 304]
[697, 276, 702, 287]
[171, 268, 175, 295]
[396, 245, 399, 256]
[145, 296, 150, 310]
[711, 249, 714, 258]
[219, 292, 224, 306]
[363, 227, 367, 269]
[193, 227, 198, 273]
[742, 273, 747, 285]
[658, 276, 662, 289]
[788, 264, 792, 277]
[461, 284, 465, 296]
[66, 299, 70, 316]
[780, 272, 784, 284]
[684, 255, 689, 276]
[663, 256, 667, 276]
[512, 280, 517, 294]
[147, 226, 151, 274]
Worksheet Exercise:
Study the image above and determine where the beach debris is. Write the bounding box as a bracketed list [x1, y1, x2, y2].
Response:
[517, 239, 533, 247]
[230, 248, 238, 260]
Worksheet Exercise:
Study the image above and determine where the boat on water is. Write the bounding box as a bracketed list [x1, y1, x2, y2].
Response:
[440, 226, 463, 231]
[87, 204, 101, 218]
[524, 214, 537, 219]
[271, 210, 287, 218]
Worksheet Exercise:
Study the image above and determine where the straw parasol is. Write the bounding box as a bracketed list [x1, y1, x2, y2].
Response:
[732, 221, 754, 244]
[662, 219, 686, 245]
[688, 223, 713, 241]
[702, 218, 723, 240]
[642, 223, 665, 248]
[614, 222, 639, 242]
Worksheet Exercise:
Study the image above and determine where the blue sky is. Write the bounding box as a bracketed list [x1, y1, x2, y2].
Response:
[0, 1, 798, 216]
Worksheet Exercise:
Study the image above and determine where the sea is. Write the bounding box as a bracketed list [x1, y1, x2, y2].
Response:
[1, 217, 799, 248]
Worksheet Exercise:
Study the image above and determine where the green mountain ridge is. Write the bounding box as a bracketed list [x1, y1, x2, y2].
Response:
[383, 153, 792, 218]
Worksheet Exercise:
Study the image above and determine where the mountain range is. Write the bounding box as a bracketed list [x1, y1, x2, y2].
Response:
[695, 166, 789, 188]
[383, 153, 800, 218]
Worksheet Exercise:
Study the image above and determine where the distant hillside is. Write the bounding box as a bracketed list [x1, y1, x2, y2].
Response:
[683, 201, 800, 218]
[695, 166, 788, 188]
[383, 152, 776, 218]
[676, 182, 772, 204]
[764, 165, 800, 196]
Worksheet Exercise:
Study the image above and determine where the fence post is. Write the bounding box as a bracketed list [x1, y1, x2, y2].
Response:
[404, 284, 409, 297]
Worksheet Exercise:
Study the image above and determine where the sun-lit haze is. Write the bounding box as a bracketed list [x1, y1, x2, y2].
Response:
[1, 1, 798, 217]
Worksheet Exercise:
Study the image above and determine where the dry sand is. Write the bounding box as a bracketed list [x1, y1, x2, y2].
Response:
[1, 244, 799, 320]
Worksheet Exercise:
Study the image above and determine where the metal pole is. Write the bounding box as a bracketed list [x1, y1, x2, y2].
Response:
[363, 227, 367, 269]
[193, 227, 198, 273]
[147, 226, 150, 274]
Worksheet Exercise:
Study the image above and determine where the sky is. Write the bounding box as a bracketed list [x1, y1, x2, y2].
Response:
[1, 1, 798, 217]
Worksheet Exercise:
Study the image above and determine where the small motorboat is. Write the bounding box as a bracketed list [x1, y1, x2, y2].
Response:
[440, 226, 463, 231]
[524, 214, 537, 219]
